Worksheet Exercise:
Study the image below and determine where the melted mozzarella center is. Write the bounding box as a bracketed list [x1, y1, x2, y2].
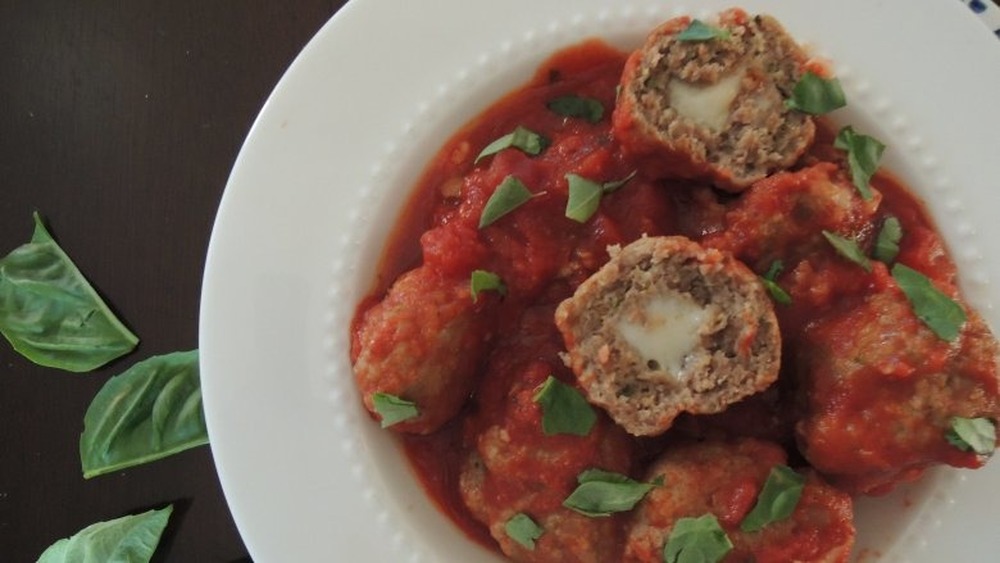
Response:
[616, 292, 709, 381]
[668, 67, 745, 130]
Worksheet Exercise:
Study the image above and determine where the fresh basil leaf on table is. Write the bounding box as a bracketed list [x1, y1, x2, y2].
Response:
[80, 350, 207, 478]
[37, 505, 172, 563]
[0, 212, 138, 372]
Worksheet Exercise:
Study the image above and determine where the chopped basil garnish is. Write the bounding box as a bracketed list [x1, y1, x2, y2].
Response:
[479, 175, 535, 228]
[663, 514, 733, 563]
[873, 216, 903, 263]
[470, 269, 506, 303]
[564, 171, 637, 223]
[946, 417, 996, 456]
[891, 264, 966, 341]
[834, 126, 886, 201]
[563, 469, 659, 517]
[475, 126, 549, 164]
[371, 392, 419, 428]
[676, 19, 731, 42]
[760, 260, 792, 305]
[740, 465, 806, 532]
[822, 230, 872, 272]
[785, 71, 846, 115]
[547, 95, 604, 123]
[533, 375, 597, 436]
[504, 513, 544, 550]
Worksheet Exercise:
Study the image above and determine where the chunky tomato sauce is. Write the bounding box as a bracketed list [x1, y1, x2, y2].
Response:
[351, 39, 996, 560]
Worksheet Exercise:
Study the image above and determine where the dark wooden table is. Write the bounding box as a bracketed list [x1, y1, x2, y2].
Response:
[0, 1, 345, 560]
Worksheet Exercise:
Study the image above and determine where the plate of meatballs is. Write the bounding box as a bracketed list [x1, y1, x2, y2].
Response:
[200, 1, 1000, 561]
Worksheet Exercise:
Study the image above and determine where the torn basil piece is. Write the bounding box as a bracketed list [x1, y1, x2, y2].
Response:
[946, 417, 996, 456]
[504, 513, 544, 550]
[564, 171, 637, 223]
[891, 264, 966, 341]
[533, 375, 596, 436]
[663, 514, 733, 563]
[475, 125, 550, 164]
[479, 176, 535, 228]
[372, 392, 419, 428]
[822, 230, 872, 272]
[785, 71, 846, 115]
[740, 465, 806, 532]
[470, 270, 506, 303]
[676, 19, 731, 42]
[547, 95, 604, 123]
[873, 215, 903, 263]
[760, 260, 791, 305]
[563, 469, 659, 517]
[834, 126, 886, 201]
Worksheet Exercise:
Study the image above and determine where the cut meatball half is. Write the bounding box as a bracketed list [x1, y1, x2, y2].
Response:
[613, 9, 815, 191]
[555, 236, 780, 436]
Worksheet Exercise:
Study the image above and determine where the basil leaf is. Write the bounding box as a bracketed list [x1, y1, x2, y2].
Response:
[873, 216, 903, 263]
[565, 174, 604, 223]
[760, 260, 791, 305]
[785, 72, 846, 115]
[37, 505, 172, 563]
[563, 468, 658, 517]
[891, 264, 967, 341]
[372, 392, 419, 428]
[676, 19, 731, 42]
[946, 417, 996, 456]
[834, 126, 886, 201]
[533, 375, 597, 436]
[547, 95, 604, 123]
[80, 350, 206, 478]
[479, 176, 534, 228]
[663, 514, 733, 563]
[470, 270, 507, 303]
[0, 212, 139, 372]
[475, 125, 550, 164]
[601, 170, 638, 194]
[740, 465, 806, 532]
[504, 513, 544, 550]
[822, 230, 872, 272]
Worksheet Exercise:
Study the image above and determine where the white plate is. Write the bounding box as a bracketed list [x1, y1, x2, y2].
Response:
[199, 1, 1000, 561]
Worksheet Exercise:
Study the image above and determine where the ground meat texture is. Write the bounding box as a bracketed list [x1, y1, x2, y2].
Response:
[624, 439, 854, 563]
[795, 270, 1000, 495]
[555, 236, 780, 436]
[612, 9, 814, 191]
[351, 266, 495, 434]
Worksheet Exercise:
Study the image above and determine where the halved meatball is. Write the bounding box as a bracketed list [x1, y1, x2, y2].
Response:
[555, 236, 780, 436]
[795, 269, 1000, 495]
[624, 439, 854, 563]
[613, 9, 815, 191]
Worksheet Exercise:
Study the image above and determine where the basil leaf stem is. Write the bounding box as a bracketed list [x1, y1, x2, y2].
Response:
[946, 417, 996, 456]
[0, 212, 139, 372]
[663, 514, 733, 563]
[834, 126, 886, 201]
[470, 270, 506, 303]
[479, 176, 535, 228]
[676, 19, 731, 42]
[822, 230, 872, 272]
[80, 350, 207, 478]
[785, 72, 846, 115]
[533, 375, 597, 436]
[873, 216, 903, 263]
[547, 95, 604, 123]
[760, 260, 792, 305]
[740, 465, 806, 532]
[563, 469, 658, 517]
[891, 264, 966, 341]
[372, 392, 420, 428]
[504, 513, 544, 550]
[37, 505, 172, 563]
[475, 126, 549, 164]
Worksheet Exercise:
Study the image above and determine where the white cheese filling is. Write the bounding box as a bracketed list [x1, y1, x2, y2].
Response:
[667, 66, 746, 130]
[616, 292, 709, 382]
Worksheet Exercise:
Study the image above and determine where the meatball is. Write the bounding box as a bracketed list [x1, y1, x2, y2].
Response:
[613, 9, 815, 191]
[624, 439, 854, 563]
[351, 266, 495, 434]
[795, 269, 1000, 494]
[459, 308, 633, 562]
[555, 236, 780, 436]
